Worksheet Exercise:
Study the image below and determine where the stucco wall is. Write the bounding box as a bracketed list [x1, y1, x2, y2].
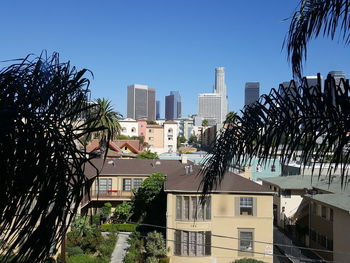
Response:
[333, 208, 350, 263]
[166, 193, 273, 263]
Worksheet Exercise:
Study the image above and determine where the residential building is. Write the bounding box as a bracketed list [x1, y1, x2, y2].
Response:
[119, 118, 139, 137]
[261, 174, 350, 262]
[174, 117, 194, 140]
[198, 67, 228, 125]
[81, 159, 195, 214]
[244, 82, 260, 107]
[156, 100, 161, 120]
[165, 91, 181, 120]
[86, 139, 142, 158]
[127, 84, 156, 120]
[165, 164, 274, 263]
[144, 120, 178, 154]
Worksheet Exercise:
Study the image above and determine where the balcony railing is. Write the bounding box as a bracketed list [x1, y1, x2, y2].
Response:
[81, 190, 134, 206]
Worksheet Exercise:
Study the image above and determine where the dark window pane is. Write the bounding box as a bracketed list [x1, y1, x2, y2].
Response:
[123, 179, 132, 191]
[205, 231, 211, 256]
[174, 230, 181, 255]
[176, 196, 182, 220]
[184, 197, 190, 220]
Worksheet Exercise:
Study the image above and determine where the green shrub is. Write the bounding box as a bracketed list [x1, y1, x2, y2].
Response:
[92, 213, 101, 226]
[99, 233, 117, 257]
[100, 223, 136, 232]
[233, 259, 267, 263]
[67, 254, 108, 263]
[66, 246, 84, 257]
[123, 232, 144, 263]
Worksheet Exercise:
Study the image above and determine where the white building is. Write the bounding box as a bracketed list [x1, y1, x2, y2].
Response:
[198, 67, 228, 125]
[119, 118, 139, 137]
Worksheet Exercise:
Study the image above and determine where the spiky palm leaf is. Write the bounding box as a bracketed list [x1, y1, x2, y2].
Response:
[0, 53, 106, 262]
[286, 0, 350, 78]
[201, 74, 350, 194]
[89, 98, 121, 141]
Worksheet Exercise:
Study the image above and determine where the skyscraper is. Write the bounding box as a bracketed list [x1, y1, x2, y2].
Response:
[244, 82, 260, 106]
[165, 91, 181, 120]
[127, 84, 156, 120]
[156, 100, 160, 120]
[198, 67, 228, 125]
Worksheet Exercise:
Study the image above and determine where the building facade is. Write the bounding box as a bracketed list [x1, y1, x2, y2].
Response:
[165, 91, 181, 120]
[165, 165, 274, 263]
[156, 100, 161, 120]
[127, 84, 156, 120]
[244, 82, 260, 107]
[198, 67, 228, 125]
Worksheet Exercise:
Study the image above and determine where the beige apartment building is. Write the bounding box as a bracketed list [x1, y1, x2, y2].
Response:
[81, 158, 192, 214]
[165, 167, 274, 263]
[262, 174, 350, 262]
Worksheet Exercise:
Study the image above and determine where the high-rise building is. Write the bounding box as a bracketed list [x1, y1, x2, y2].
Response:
[156, 100, 160, 120]
[244, 82, 260, 106]
[127, 84, 156, 120]
[165, 91, 182, 120]
[198, 67, 228, 125]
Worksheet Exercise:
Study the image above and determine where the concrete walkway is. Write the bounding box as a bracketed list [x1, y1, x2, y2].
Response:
[110, 232, 132, 263]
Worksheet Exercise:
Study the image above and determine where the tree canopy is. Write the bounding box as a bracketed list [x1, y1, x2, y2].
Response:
[0, 53, 105, 262]
[286, 0, 350, 79]
[201, 75, 350, 194]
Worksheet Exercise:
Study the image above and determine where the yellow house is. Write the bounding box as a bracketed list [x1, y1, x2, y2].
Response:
[165, 166, 274, 263]
[81, 158, 193, 214]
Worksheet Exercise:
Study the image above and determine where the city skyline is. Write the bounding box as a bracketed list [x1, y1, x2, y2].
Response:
[127, 84, 156, 121]
[1, 1, 350, 117]
[165, 91, 182, 120]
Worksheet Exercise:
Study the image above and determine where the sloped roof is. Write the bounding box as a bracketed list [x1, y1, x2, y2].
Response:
[165, 165, 273, 194]
[84, 159, 273, 194]
[86, 139, 141, 154]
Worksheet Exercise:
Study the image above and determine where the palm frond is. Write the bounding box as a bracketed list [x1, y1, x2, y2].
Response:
[0, 53, 105, 262]
[285, 0, 350, 79]
[201, 74, 350, 194]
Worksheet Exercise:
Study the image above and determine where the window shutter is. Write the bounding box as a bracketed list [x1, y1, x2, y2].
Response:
[205, 197, 211, 220]
[205, 231, 211, 255]
[235, 197, 240, 216]
[174, 230, 181, 255]
[176, 196, 182, 220]
[253, 197, 257, 216]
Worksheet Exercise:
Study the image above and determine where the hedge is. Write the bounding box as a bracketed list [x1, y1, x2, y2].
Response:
[67, 254, 108, 263]
[100, 223, 137, 232]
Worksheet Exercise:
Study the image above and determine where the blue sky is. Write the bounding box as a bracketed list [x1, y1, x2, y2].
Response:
[1, 1, 349, 117]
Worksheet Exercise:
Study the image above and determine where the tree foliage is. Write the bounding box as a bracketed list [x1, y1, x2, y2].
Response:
[131, 173, 167, 232]
[285, 0, 350, 79]
[145, 232, 167, 263]
[0, 53, 105, 262]
[202, 119, 209, 127]
[136, 150, 159, 159]
[201, 75, 350, 194]
[188, 134, 198, 144]
[90, 98, 122, 143]
[113, 201, 132, 222]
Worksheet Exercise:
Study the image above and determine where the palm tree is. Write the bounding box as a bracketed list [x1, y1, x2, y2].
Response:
[201, 74, 349, 194]
[88, 98, 122, 154]
[286, 0, 350, 79]
[0, 53, 107, 262]
[201, 0, 350, 194]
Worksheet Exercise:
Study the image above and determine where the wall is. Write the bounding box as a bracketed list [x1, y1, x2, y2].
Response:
[119, 119, 138, 137]
[164, 123, 178, 153]
[145, 126, 164, 152]
[333, 208, 350, 263]
[166, 193, 273, 263]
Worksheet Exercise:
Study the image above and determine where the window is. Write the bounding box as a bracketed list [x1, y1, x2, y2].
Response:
[282, 190, 291, 198]
[131, 127, 136, 132]
[330, 208, 333, 222]
[133, 178, 143, 190]
[321, 206, 327, 219]
[122, 127, 127, 132]
[168, 136, 173, 140]
[168, 128, 173, 133]
[239, 230, 254, 255]
[176, 196, 211, 221]
[311, 202, 317, 215]
[123, 179, 132, 191]
[271, 165, 276, 172]
[98, 178, 112, 193]
[239, 197, 253, 216]
[149, 129, 152, 132]
[149, 137, 154, 141]
[174, 230, 211, 256]
[256, 165, 262, 172]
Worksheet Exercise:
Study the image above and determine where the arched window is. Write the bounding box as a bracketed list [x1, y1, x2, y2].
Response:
[131, 127, 136, 133]
[122, 127, 127, 132]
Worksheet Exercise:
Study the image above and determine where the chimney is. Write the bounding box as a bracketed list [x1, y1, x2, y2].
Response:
[181, 155, 188, 164]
